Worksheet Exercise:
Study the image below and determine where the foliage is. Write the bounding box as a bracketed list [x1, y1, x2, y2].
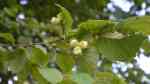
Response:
[0, 0, 150, 84]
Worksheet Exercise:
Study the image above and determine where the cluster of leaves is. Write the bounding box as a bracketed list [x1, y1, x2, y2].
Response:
[0, 0, 150, 84]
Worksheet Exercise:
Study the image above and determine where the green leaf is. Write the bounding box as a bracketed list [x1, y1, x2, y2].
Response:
[141, 38, 150, 54]
[100, 59, 112, 72]
[56, 52, 75, 73]
[0, 49, 9, 61]
[117, 16, 150, 35]
[57, 4, 73, 36]
[77, 20, 115, 35]
[0, 33, 15, 44]
[38, 67, 63, 84]
[87, 0, 108, 10]
[17, 62, 31, 83]
[8, 48, 28, 73]
[31, 66, 49, 84]
[0, 62, 7, 73]
[93, 72, 126, 84]
[95, 34, 145, 61]
[5, 0, 18, 7]
[71, 72, 94, 84]
[26, 47, 49, 66]
[77, 47, 99, 74]
[25, 18, 40, 29]
[58, 79, 77, 84]
[7, 48, 32, 82]
[101, 32, 125, 39]
[133, 0, 143, 6]
[4, 7, 19, 17]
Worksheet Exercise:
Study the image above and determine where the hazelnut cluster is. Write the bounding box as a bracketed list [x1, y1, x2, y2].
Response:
[70, 39, 88, 55]
[50, 14, 62, 24]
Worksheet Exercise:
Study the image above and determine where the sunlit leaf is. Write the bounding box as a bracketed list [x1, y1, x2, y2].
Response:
[77, 47, 99, 74]
[71, 72, 94, 84]
[95, 34, 145, 61]
[117, 16, 150, 35]
[77, 20, 115, 35]
[31, 66, 49, 84]
[38, 67, 63, 84]
[57, 4, 73, 36]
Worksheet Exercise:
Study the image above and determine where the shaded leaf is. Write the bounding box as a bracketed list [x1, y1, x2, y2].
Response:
[7, 49, 32, 82]
[8, 48, 28, 73]
[25, 18, 40, 29]
[100, 59, 112, 72]
[0, 33, 15, 44]
[133, 0, 143, 6]
[26, 47, 49, 66]
[58, 79, 77, 84]
[141, 38, 150, 54]
[17, 62, 31, 83]
[0, 49, 10, 61]
[87, 0, 108, 10]
[56, 52, 75, 73]
[4, 7, 19, 17]
[93, 72, 126, 84]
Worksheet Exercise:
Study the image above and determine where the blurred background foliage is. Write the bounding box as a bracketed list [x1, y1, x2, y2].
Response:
[0, 0, 150, 84]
